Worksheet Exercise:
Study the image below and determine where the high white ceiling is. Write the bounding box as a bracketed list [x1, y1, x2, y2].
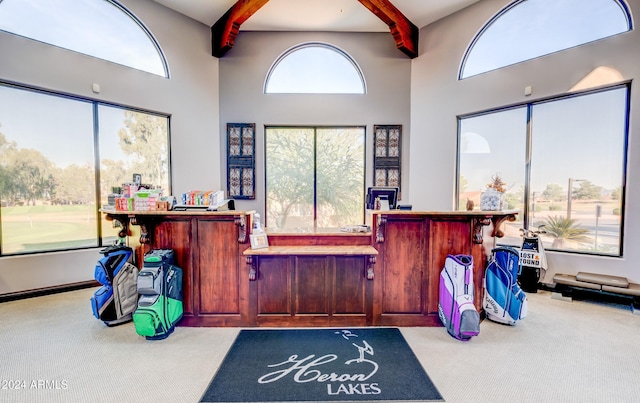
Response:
[152, 0, 479, 31]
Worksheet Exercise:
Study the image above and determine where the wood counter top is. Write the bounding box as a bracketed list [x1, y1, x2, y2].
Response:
[101, 209, 252, 216]
[243, 245, 378, 256]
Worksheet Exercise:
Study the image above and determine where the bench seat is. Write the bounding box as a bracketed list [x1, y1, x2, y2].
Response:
[553, 272, 640, 299]
[575, 272, 629, 288]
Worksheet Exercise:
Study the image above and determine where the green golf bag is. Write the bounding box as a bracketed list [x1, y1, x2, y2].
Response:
[132, 249, 183, 340]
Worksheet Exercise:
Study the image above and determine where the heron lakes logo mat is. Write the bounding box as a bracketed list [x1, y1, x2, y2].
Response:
[257, 330, 381, 396]
[200, 328, 443, 402]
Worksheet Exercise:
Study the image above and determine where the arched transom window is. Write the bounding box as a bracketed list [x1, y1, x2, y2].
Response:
[265, 42, 366, 94]
[0, 0, 169, 77]
[460, 0, 632, 79]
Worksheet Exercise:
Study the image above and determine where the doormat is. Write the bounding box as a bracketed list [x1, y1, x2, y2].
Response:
[200, 328, 443, 402]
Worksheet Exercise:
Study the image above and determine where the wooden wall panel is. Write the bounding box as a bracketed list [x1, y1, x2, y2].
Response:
[294, 256, 329, 314]
[381, 219, 425, 314]
[257, 256, 290, 315]
[333, 257, 366, 314]
[150, 219, 193, 315]
[197, 219, 240, 314]
[427, 219, 472, 314]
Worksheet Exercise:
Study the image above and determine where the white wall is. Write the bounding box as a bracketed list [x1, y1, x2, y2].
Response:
[218, 31, 412, 216]
[410, 0, 640, 283]
[0, 0, 220, 294]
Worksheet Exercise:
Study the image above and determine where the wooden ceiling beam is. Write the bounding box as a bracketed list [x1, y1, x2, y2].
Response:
[211, 0, 270, 58]
[356, 0, 419, 58]
[212, 0, 418, 59]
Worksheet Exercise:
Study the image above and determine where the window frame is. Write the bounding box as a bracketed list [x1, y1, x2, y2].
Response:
[0, 0, 169, 78]
[456, 83, 630, 257]
[459, 0, 633, 79]
[0, 80, 171, 257]
[264, 125, 367, 232]
[264, 42, 366, 94]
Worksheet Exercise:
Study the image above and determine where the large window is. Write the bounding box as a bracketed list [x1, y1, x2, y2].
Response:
[458, 85, 628, 256]
[0, 0, 168, 77]
[265, 127, 365, 232]
[460, 0, 632, 79]
[458, 106, 527, 232]
[264, 43, 366, 94]
[0, 83, 170, 255]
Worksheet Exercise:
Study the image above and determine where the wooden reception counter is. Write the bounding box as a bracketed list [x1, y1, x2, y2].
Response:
[103, 209, 516, 327]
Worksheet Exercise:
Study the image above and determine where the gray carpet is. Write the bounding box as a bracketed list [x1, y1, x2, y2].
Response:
[1, 287, 639, 403]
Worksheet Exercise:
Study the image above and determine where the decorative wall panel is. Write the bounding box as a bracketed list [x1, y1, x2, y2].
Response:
[227, 123, 255, 199]
[373, 125, 401, 191]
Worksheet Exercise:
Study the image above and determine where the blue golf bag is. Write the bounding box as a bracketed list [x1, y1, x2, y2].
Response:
[90, 244, 139, 326]
[483, 246, 528, 325]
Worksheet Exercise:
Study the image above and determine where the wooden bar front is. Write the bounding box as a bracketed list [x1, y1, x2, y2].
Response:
[371, 211, 515, 326]
[104, 210, 516, 327]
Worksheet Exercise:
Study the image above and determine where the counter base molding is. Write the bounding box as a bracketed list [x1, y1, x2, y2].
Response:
[103, 210, 515, 327]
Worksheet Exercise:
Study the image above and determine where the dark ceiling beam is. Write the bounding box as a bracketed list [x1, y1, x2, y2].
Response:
[356, 0, 419, 58]
[211, 0, 270, 58]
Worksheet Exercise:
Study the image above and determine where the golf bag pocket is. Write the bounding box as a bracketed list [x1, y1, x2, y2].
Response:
[113, 262, 139, 318]
[94, 261, 110, 286]
[438, 254, 480, 341]
[133, 305, 163, 338]
[137, 267, 162, 296]
[91, 286, 113, 320]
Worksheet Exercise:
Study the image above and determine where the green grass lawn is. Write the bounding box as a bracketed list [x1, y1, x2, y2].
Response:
[1, 205, 109, 254]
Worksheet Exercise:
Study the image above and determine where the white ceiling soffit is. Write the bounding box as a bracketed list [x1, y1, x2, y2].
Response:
[152, 0, 480, 31]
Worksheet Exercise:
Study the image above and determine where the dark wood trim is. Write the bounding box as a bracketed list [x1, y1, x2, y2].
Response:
[0, 280, 98, 303]
[211, 0, 270, 58]
[356, 0, 419, 58]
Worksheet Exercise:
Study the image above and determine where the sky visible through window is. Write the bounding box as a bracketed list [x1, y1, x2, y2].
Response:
[0, 0, 167, 77]
[461, 0, 631, 78]
[0, 86, 125, 168]
[265, 43, 365, 94]
[459, 88, 627, 194]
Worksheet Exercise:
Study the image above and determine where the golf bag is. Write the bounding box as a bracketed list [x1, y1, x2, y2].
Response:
[519, 227, 548, 293]
[438, 254, 480, 341]
[90, 244, 139, 326]
[133, 249, 183, 340]
[483, 246, 528, 325]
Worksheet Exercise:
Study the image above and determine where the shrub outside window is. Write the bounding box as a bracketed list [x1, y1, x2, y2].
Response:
[265, 126, 365, 232]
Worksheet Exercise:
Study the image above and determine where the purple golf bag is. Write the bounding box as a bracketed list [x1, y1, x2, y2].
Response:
[438, 254, 480, 341]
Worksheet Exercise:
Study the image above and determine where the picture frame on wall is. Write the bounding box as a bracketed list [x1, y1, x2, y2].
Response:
[250, 232, 269, 250]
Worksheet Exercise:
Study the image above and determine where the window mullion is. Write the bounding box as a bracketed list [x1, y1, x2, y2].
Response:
[313, 128, 318, 232]
[523, 103, 533, 230]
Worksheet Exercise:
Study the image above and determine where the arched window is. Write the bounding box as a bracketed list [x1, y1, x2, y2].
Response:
[460, 0, 632, 79]
[0, 0, 169, 77]
[265, 42, 366, 94]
